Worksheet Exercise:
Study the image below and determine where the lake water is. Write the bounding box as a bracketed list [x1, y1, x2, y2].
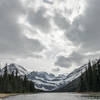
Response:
[2, 93, 100, 100]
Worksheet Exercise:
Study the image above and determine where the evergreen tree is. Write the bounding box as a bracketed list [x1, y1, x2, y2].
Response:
[0, 64, 36, 93]
[79, 72, 87, 92]
[85, 67, 89, 91]
[87, 61, 93, 91]
[97, 59, 100, 89]
[92, 63, 99, 91]
[3, 64, 9, 92]
[79, 59, 100, 92]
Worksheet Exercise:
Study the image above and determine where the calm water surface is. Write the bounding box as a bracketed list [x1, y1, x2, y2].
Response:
[2, 93, 100, 100]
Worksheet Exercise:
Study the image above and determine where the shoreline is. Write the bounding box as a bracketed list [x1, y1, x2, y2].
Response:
[0, 93, 39, 99]
[1, 92, 100, 99]
[0, 93, 18, 99]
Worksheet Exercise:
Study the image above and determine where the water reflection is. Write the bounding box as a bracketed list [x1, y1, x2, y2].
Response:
[2, 93, 100, 100]
[81, 95, 100, 100]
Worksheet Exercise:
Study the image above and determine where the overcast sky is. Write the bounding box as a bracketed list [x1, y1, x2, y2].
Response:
[0, 0, 100, 75]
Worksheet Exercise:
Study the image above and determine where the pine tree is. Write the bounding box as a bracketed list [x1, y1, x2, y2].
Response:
[4, 64, 8, 79]
[79, 72, 87, 92]
[92, 63, 99, 91]
[3, 64, 9, 92]
[23, 75, 28, 92]
[85, 67, 89, 91]
[0, 64, 36, 93]
[11, 71, 16, 92]
[97, 59, 100, 90]
[29, 81, 35, 92]
[87, 61, 93, 91]
[79, 59, 100, 92]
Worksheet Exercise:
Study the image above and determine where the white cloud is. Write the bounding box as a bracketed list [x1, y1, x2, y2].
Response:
[0, 0, 99, 75]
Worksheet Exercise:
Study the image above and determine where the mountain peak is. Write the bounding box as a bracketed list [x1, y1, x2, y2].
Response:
[2, 63, 28, 76]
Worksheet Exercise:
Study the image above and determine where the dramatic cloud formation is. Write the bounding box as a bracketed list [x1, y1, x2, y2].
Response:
[0, 0, 100, 74]
[66, 0, 100, 53]
[55, 52, 85, 68]
[54, 13, 70, 30]
[0, 0, 44, 58]
[27, 6, 52, 33]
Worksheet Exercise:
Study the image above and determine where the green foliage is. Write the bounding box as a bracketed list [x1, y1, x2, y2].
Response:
[79, 59, 100, 92]
[0, 65, 36, 93]
[79, 72, 87, 92]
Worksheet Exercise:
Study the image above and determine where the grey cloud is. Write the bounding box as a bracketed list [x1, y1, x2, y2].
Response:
[66, 0, 100, 53]
[0, 0, 44, 58]
[55, 52, 85, 68]
[43, 0, 53, 4]
[69, 52, 85, 65]
[55, 56, 71, 68]
[52, 68, 60, 72]
[27, 7, 51, 33]
[54, 13, 70, 30]
[24, 38, 44, 53]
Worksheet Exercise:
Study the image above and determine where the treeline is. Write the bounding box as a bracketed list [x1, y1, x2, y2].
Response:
[79, 59, 100, 92]
[0, 65, 36, 93]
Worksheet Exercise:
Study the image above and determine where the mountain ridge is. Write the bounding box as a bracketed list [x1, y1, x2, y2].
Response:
[0, 62, 93, 92]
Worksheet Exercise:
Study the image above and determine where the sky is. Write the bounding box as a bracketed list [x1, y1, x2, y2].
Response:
[0, 0, 100, 75]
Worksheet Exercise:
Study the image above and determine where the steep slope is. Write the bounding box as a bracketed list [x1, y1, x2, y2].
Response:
[0, 63, 66, 91]
[27, 71, 66, 91]
[27, 64, 88, 91]
[55, 64, 88, 92]
[2, 63, 28, 76]
[55, 75, 81, 92]
[0, 62, 88, 92]
[55, 60, 100, 92]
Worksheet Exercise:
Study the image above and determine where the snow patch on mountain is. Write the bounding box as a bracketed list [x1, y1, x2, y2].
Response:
[0, 62, 88, 91]
[2, 63, 28, 76]
[27, 71, 66, 91]
[56, 64, 88, 89]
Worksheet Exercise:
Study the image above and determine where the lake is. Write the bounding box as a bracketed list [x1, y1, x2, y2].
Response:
[2, 93, 100, 100]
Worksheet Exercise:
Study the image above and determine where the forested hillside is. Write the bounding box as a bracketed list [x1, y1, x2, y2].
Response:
[0, 64, 36, 93]
[55, 59, 100, 92]
[79, 59, 100, 92]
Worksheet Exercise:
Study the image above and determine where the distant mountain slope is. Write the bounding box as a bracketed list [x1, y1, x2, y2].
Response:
[0, 63, 67, 91]
[54, 64, 88, 92]
[27, 71, 66, 91]
[1, 63, 28, 76]
[0, 62, 91, 92]
[55, 59, 100, 92]
[55, 76, 80, 92]
[0, 63, 88, 91]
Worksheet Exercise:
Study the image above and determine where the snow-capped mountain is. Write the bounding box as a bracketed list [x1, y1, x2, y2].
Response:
[0, 62, 88, 91]
[1, 63, 28, 76]
[27, 71, 66, 91]
[0, 63, 66, 91]
[27, 64, 87, 91]
[56, 64, 87, 90]
[55, 60, 100, 92]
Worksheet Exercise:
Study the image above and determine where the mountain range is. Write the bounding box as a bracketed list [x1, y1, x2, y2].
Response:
[0, 62, 88, 91]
